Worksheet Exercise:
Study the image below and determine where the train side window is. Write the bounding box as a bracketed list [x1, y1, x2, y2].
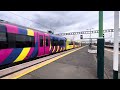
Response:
[60, 40, 63, 46]
[59, 40, 62, 46]
[46, 36, 49, 46]
[59, 40, 61, 46]
[7, 33, 16, 48]
[62, 40, 64, 46]
[54, 39, 57, 46]
[53, 38, 55, 46]
[26, 36, 35, 47]
[16, 34, 35, 48]
[16, 34, 25, 48]
[53, 38, 56, 46]
[0, 32, 7, 42]
[51, 38, 54, 46]
[54, 39, 56, 46]
[40, 35, 43, 47]
[0, 32, 8, 49]
[58, 40, 60, 46]
[56, 39, 58, 46]
[31, 36, 35, 47]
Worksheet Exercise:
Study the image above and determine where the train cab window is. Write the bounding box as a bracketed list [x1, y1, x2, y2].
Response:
[69, 41, 73, 45]
[46, 36, 49, 46]
[40, 35, 43, 47]
[0, 32, 8, 49]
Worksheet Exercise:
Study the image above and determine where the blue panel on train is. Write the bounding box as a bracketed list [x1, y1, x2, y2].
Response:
[1, 48, 23, 65]
[18, 28, 27, 35]
[0, 24, 7, 32]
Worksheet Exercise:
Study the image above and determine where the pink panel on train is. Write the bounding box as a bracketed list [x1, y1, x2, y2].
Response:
[38, 32, 45, 57]
[0, 49, 13, 64]
[5, 24, 18, 34]
[44, 34, 50, 55]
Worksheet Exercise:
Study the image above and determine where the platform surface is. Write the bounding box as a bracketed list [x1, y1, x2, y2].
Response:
[19, 46, 99, 79]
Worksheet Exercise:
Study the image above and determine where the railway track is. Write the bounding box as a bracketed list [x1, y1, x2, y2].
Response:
[104, 45, 120, 50]
[93, 44, 120, 50]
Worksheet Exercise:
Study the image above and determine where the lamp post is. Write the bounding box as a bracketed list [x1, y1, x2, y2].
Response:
[87, 28, 94, 49]
[97, 11, 104, 79]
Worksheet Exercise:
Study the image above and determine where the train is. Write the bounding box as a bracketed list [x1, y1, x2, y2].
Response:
[0, 21, 80, 67]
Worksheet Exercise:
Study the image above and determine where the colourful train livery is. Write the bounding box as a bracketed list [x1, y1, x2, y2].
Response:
[0, 22, 80, 66]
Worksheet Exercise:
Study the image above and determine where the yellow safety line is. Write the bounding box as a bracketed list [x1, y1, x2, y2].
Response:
[1, 46, 86, 79]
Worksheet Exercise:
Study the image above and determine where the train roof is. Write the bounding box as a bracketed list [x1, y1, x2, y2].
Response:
[50, 34, 66, 40]
[0, 19, 48, 34]
[0, 19, 66, 39]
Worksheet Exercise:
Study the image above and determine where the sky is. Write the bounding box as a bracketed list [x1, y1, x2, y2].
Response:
[0, 11, 117, 42]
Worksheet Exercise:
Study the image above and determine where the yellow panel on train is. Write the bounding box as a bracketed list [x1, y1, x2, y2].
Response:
[27, 29, 34, 36]
[66, 39, 74, 50]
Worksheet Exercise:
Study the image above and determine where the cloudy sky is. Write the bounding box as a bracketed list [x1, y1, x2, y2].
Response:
[0, 11, 117, 42]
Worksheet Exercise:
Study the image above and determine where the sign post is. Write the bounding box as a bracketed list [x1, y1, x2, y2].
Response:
[97, 11, 104, 79]
[113, 11, 119, 79]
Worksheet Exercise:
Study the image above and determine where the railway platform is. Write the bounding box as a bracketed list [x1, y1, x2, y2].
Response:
[18, 46, 99, 79]
[1, 45, 114, 79]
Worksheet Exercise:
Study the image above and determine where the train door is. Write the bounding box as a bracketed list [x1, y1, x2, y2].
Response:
[44, 34, 50, 55]
[38, 32, 45, 57]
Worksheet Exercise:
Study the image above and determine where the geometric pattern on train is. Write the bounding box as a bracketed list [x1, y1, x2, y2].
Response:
[1, 26, 37, 65]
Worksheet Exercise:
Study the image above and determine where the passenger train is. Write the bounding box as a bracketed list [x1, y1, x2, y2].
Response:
[0, 20, 80, 67]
